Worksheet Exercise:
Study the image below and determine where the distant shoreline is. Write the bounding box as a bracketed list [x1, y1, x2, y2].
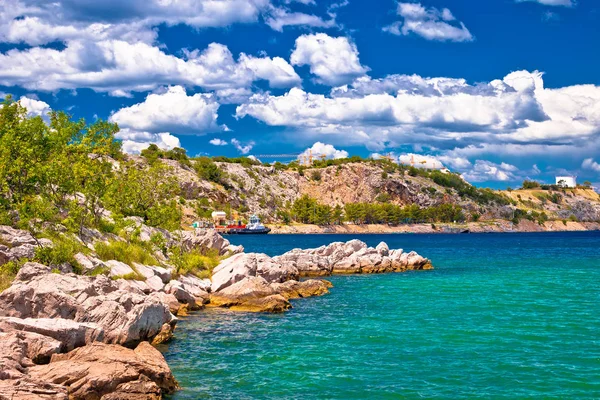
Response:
[266, 220, 600, 234]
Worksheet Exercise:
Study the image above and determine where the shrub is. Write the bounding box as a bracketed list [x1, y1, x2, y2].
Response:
[94, 240, 158, 266]
[34, 234, 85, 273]
[0, 260, 22, 292]
[311, 170, 322, 181]
[170, 248, 221, 278]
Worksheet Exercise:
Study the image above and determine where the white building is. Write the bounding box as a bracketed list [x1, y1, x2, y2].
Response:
[556, 176, 576, 188]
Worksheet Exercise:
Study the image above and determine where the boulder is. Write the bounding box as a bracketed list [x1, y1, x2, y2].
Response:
[211, 253, 298, 293]
[178, 229, 238, 256]
[0, 378, 68, 399]
[28, 341, 179, 400]
[0, 272, 175, 347]
[0, 331, 61, 377]
[145, 275, 165, 292]
[271, 279, 333, 300]
[0, 317, 104, 352]
[148, 265, 172, 283]
[148, 292, 181, 315]
[210, 276, 291, 313]
[106, 260, 135, 278]
[164, 280, 198, 308]
[15, 262, 52, 281]
[73, 253, 107, 274]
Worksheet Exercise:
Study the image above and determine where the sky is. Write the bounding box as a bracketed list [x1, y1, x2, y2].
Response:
[1, 0, 599, 188]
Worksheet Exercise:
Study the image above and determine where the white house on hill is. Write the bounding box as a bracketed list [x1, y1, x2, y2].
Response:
[556, 176, 576, 188]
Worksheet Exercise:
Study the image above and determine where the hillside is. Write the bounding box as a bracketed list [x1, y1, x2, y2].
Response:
[131, 153, 600, 230]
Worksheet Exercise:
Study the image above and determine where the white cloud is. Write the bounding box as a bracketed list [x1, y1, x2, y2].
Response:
[0, 40, 299, 96]
[582, 158, 600, 172]
[516, 0, 574, 7]
[109, 86, 225, 135]
[239, 53, 301, 88]
[18, 96, 51, 119]
[299, 142, 348, 160]
[462, 160, 519, 182]
[384, 2, 473, 42]
[398, 154, 444, 169]
[210, 138, 228, 146]
[290, 33, 369, 86]
[116, 129, 181, 154]
[237, 70, 600, 158]
[264, 6, 338, 31]
[231, 138, 254, 154]
[0, 0, 271, 46]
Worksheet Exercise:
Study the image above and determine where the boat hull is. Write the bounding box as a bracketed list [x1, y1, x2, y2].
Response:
[227, 227, 271, 234]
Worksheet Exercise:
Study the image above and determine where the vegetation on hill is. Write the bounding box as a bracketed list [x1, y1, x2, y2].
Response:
[2, 96, 599, 236]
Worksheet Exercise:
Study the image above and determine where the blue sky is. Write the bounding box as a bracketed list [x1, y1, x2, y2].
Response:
[1, 0, 599, 188]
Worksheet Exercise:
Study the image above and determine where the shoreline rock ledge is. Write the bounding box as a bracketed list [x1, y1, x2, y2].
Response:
[208, 240, 432, 313]
[0, 226, 431, 399]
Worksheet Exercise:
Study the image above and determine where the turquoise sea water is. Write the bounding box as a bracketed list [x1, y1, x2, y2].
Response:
[163, 232, 600, 399]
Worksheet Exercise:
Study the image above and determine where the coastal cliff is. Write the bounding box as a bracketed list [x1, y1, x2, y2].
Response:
[0, 223, 432, 398]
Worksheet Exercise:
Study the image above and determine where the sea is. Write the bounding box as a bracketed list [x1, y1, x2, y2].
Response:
[162, 232, 600, 399]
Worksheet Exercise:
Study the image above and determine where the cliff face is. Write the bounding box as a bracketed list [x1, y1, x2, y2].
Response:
[126, 156, 600, 224]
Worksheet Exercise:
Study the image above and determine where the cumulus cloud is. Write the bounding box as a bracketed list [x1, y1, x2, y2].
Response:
[237, 70, 600, 159]
[290, 33, 369, 86]
[0, 0, 272, 46]
[210, 138, 228, 146]
[116, 129, 181, 155]
[18, 96, 51, 119]
[109, 86, 226, 135]
[0, 40, 299, 96]
[462, 160, 519, 182]
[582, 158, 600, 172]
[299, 142, 349, 160]
[384, 2, 473, 42]
[516, 0, 575, 7]
[231, 138, 255, 154]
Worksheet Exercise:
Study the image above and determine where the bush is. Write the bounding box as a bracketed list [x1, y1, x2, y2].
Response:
[0, 260, 22, 292]
[95, 240, 158, 266]
[34, 234, 85, 273]
[311, 170, 322, 181]
[170, 248, 221, 278]
[522, 180, 540, 189]
[194, 157, 225, 183]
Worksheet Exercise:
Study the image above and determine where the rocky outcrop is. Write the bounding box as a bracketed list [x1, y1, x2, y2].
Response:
[0, 270, 175, 347]
[273, 240, 432, 276]
[208, 240, 430, 313]
[0, 226, 52, 266]
[211, 252, 299, 293]
[178, 228, 244, 256]
[210, 276, 291, 313]
[28, 341, 178, 400]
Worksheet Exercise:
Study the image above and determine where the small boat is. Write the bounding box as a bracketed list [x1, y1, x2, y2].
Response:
[228, 215, 271, 234]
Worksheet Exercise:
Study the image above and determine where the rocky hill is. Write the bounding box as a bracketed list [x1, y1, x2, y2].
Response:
[132, 155, 600, 228]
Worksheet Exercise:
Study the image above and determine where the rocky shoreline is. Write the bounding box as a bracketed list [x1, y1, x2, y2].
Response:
[269, 220, 600, 234]
[0, 225, 432, 399]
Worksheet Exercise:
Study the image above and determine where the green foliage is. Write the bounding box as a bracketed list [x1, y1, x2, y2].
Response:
[0, 260, 24, 292]
[34, 234, 85, 272]
[291, 195, 465, 225]
[141, 144, 190, 166]
[211, 156, 261, 167]
[104, 162, 182, 230]
[194, 157, 225, 184]
[522, 180, 540, 189]
[94, 240, 158, 266]
[310, 170, 322, 181]
[170, 248, 221, 278]
[0, 96, 120, 232]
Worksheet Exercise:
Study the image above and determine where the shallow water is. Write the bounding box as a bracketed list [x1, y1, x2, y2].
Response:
[163, 232, 600, 399]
